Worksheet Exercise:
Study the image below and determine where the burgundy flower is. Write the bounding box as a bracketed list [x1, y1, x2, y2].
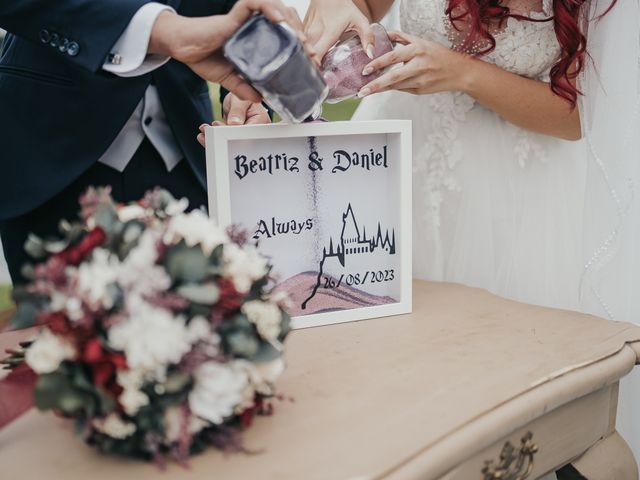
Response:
[54, 227, 106, 266]
[81, 338, 126, 392]
[39, 311, 93, 346]
[213, 278, 244, 320]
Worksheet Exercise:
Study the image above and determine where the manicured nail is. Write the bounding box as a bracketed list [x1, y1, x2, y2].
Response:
[362, 66, 373, 76]
[358, 87, 371, 98]
[366, 45, 375, 59]
[229, 116, 242, 125]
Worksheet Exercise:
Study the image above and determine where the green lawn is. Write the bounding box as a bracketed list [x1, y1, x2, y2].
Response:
[208, 83, 360, 122]
[0, 284, 12, 312]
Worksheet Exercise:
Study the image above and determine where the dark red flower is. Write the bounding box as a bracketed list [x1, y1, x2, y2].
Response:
[38, 311, 93, 347]
[81, 338, 126, 391]
[214, 278, 244, 320]
[239, 397, 273, 428]
[54, 227, 107, 266]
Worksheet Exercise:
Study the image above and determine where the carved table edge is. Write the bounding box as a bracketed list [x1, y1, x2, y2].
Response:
[381, 344, 638, 480]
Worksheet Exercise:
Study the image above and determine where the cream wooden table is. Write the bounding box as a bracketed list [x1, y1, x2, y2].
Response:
[1, 281, 639, 480]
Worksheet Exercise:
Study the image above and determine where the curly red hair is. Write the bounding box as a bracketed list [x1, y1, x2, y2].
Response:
[445, 0, 616, 107]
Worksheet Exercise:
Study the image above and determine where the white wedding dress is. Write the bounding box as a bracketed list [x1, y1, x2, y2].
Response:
[354, 0, 586, 312]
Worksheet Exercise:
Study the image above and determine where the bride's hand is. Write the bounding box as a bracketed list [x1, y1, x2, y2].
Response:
[358, 31, 470, 97]
[304, 0, 376, 60]
[196, 94, 271, 146]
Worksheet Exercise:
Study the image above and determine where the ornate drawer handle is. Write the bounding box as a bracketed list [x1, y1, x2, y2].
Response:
[482, 431, 539, 480]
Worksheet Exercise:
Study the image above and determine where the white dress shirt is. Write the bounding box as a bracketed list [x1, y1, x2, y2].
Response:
[99, 2, 184, 172]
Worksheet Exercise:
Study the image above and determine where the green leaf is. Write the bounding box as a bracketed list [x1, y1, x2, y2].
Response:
[279, 311, 292, 342]
[226, 331, 260, 358]
[10, 302, 39, 329]
[165, 242, 208, 283]
[34, 371, 72, 411]
[23, 234, 47, 260]
[93, 204, 121, 235]
[163, 371, 192, 394]
[249, 341, 281, 362]
[177, 283, 220, 305]
[58, 389, 91, 415]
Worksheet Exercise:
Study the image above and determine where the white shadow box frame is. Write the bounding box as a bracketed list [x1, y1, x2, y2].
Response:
[206, 120, 412, 329]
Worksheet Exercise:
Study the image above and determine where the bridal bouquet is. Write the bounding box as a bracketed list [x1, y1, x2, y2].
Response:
[6, 187, 291, 462]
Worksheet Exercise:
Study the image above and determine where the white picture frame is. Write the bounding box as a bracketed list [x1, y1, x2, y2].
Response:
[205, 120, 412, 329]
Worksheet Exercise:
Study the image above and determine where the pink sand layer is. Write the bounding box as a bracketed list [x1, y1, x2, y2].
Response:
[276, 271, 397, 316]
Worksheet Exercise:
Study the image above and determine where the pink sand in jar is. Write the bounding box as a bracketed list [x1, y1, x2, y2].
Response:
[321, 23, 394, 104]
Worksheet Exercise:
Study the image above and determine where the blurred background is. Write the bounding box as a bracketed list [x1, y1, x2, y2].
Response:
[0, 0, 400, 314]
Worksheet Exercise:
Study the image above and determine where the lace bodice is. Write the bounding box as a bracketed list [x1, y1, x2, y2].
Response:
[400, 0, 561, 80]
[376, 0, 565, 234]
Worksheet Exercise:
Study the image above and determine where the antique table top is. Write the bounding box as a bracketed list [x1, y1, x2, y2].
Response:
[1, 281, 639, 479]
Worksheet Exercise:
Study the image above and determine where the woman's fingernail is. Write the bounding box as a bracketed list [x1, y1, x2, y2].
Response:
[366, 45, 375, 59]
[229, 116, 242, 125]
[358, 87, 371, 98]
[362, 66, 373, 76]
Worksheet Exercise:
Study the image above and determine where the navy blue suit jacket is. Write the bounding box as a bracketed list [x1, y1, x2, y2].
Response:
[0, 0, 235, 220]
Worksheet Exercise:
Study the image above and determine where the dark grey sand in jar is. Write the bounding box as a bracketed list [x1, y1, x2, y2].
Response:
[224, 15, 328, 123]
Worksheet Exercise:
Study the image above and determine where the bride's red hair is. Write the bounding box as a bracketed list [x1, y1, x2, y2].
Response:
[445, 0, 616, 107]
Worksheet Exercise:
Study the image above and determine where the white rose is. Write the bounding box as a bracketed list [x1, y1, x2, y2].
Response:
[189, 361, 248, 425]
[242, 300, 282, 342]
[117, 230, 170, 296]
[116, 369, 150, 416]
[25, 329, 76, 374]
[119, 386, 149, 416]
[165, 197, 189, 216]
[238, 358, 285, 397]
[108, 298, 192, 380]
[186, 316, 213, 344]
[223, 244, 269, 293]
[117, 204, 146, 223]
[163, 407, 209, 444]
[76, 248, 119, 310]
[163, 210, 228, 256]
[93, 414, 136, 439]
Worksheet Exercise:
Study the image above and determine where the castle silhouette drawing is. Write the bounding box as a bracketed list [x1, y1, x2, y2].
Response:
[302, 203, 396, 309]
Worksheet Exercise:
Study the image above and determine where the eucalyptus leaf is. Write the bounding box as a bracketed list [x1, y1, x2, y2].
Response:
[93, 204, 121, 234]
[249, 341, 281, 362]
[58, 389, 91, 415]
[10, 301, 39, 329]
[163, 371, 192, 394]
[95, 387, 117, 415]
[23, 233, 47, 259]
[279, 311, 292, 342]
[34, 372, 72, 411]
[177, 283, 220, 305]
[226, 331, 260, 358]
[165, 242, 208, 283]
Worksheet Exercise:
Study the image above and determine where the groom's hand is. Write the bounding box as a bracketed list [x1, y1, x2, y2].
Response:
[149, 0, 304, 102]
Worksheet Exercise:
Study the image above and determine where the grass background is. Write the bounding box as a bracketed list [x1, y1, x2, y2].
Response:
[0, 87, 360, 316]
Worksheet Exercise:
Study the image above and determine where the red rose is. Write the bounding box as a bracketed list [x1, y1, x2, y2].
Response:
[54, 227, 107, 266]
[214, 278, 244, 319]
[82, 338, 126, 392]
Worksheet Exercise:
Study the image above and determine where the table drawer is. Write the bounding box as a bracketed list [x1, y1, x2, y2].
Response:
[439, 384, 616, 480]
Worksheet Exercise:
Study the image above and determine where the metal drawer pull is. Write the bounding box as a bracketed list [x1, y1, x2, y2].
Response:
[482, 431, 539, 480]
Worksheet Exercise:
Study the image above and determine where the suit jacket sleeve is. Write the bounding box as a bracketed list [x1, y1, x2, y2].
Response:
[0, 0, 170, 72]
